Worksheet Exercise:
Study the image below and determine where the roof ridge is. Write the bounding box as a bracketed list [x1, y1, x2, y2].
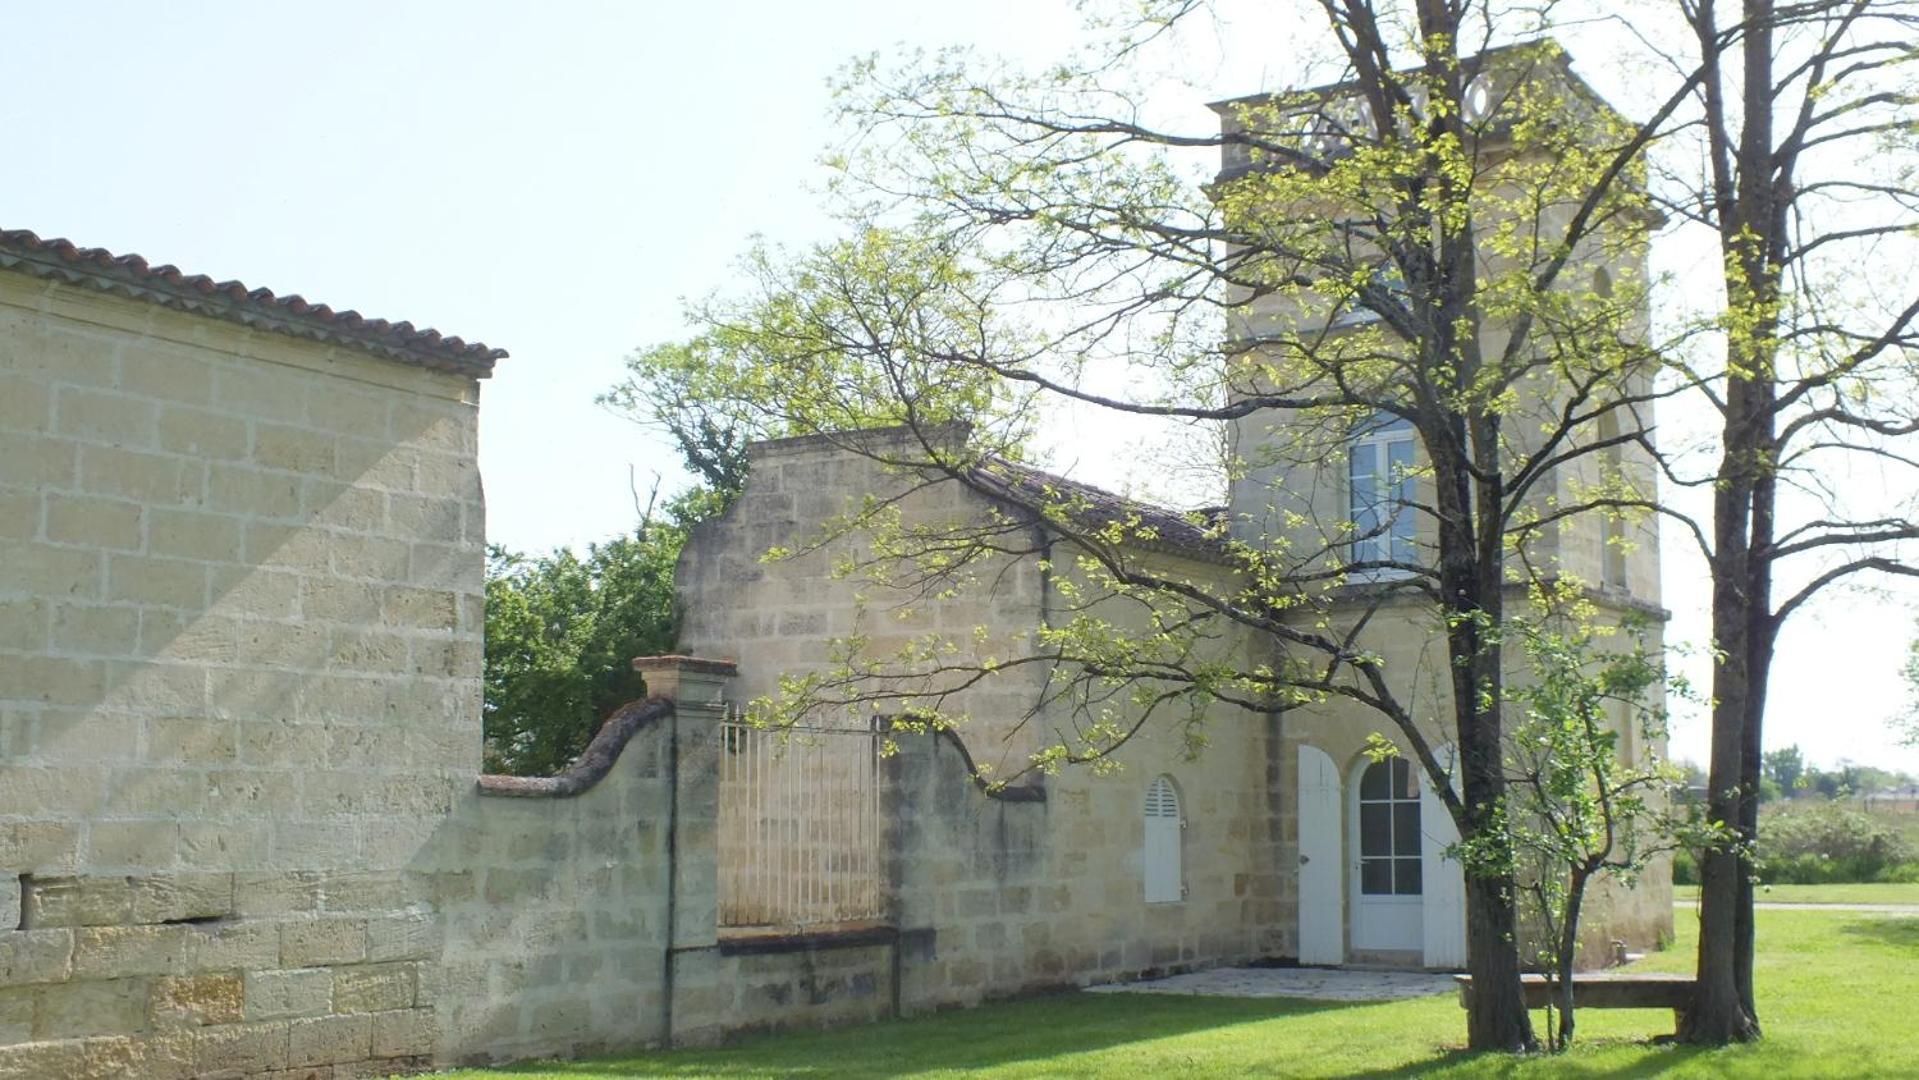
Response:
[976, 457, 1231, 563]
[0, 227, 505, 377]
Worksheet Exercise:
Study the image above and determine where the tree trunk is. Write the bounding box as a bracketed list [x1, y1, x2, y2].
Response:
[1555, 877, 1588, 1050]
[1736, 613, 1778, 1018]
[1683, 384, 1764, 1044]
[1465, 872, 1538, 1051]
[1686, 0, 1781, 1042]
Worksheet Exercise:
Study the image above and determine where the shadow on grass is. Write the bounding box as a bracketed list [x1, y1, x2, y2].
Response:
[473, 992, 1735, 1080]
[1363, 1041, 1724, 1080]
[1838, 915, 1919, 952]
[481, 992, 1355, 1078]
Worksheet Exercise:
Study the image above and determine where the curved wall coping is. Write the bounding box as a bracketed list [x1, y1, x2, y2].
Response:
[477, 697, 674, 798]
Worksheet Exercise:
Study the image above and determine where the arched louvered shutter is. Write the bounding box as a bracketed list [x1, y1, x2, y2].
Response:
[1143, 775, 1183, 903]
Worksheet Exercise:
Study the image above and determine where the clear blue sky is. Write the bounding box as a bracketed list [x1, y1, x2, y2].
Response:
[6, 1, 1913, 774]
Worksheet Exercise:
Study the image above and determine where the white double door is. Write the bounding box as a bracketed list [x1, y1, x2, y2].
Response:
[1296, 743, 1466, 968]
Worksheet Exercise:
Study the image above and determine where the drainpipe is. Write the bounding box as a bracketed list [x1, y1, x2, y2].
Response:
[661, 696, 680, 1046]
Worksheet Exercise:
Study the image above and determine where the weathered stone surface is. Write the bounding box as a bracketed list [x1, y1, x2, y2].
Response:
[0, 928, 73, 986]
[195, 920, 281, 972]
[244, 968, 333, 1021]
[0, 1031, 196, 1080]
[234, 872, 324, 917]
[287, 1012, 371, 1068]
[130, 873, 235, 925]
[365, 912, 436, 963]
[150, 972, 245, 1026]
[331, 964, 413, 1014]
[279, 919, 367, 968]
[193, 1020, 291, 1075]
[0, 988, 32, 1043]
[369, 1007, 434, 1059]
[70, 924, 194, 979]
[36, 977, 151, 1039]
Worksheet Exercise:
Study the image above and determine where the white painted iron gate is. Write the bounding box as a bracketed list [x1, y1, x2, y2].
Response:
[716, 714, 886, 929]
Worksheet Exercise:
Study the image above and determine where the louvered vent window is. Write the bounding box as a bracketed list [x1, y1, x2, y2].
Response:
[1143, 775, 1184, 903]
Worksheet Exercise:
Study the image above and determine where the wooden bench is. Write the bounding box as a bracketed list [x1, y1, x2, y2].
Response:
[1455, 973, 1697, 1027]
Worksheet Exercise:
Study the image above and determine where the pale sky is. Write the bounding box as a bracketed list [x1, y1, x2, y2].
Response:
[5, 1, 1913, 773]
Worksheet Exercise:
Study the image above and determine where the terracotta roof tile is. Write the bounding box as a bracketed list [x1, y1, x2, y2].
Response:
[0, 227, 505, 376]
[975, 458, 1232, 563]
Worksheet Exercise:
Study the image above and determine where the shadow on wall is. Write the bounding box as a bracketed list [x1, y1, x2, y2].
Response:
[8, 388, 481, 877]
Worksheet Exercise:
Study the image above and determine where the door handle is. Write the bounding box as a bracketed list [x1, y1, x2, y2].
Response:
[1299, 854, 1310, 865]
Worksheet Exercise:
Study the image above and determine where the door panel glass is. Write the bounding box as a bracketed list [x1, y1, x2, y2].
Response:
[1395, 857, 1423, 896]
[1393, 802, 1420, 853]
[1360, 761, 1389, 799]
[1359, 803, 1390, 856]
[1357, 759, 1424, 898]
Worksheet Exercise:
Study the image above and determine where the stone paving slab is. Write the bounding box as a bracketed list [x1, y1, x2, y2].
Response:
[1088, 966, 1457, 1002]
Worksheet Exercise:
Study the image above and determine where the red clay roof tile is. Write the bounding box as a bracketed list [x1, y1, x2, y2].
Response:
[0, 227, 506, 376]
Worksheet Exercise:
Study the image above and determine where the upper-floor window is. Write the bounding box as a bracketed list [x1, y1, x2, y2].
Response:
[1350, 414, 1417, 569]
[1330, 263, 1409, 330]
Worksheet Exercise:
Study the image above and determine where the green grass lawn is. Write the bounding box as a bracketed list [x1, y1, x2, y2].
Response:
[1672, 881, 1919, 905]
[447, 908, 1919, 1079]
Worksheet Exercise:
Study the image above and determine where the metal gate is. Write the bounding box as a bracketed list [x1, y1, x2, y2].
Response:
[716, 714, 885, 929]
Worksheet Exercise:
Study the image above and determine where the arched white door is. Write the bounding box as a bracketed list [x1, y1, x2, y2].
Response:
[1350, 757, 1423, 953]
[1297, 745, 1343, 964]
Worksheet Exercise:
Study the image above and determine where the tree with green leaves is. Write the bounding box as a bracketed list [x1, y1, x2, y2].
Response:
[1630, 0, 1919, 1043]
[1499, 589, 1696, 1050]
[482, 502, 690, 776]
[1762, 745, 1804, 798]
[633, 5, 1716, 1049]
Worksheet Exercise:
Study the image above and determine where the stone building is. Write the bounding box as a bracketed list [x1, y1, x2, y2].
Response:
[676, 40, 1672, 987]
[0, 44, 1669, 1080]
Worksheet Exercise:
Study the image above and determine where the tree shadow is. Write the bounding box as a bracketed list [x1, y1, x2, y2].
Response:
[479, 991, 1358, 1077]
[470, 994, 1748, 1080]
[1838, 915, 1919, 952]
[1363, 1041, 1718, 1079]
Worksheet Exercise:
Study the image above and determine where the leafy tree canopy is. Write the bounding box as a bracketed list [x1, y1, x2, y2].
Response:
[481, 492, 709, 776]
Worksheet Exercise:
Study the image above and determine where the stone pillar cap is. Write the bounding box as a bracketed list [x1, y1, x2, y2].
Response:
[631, 654, 739, 675]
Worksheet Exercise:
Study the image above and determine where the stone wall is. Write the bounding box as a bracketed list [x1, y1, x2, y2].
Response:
[0, 268, 483, 1078]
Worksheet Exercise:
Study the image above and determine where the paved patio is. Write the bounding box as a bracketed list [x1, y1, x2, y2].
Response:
[1088, 966, 1458, 1002]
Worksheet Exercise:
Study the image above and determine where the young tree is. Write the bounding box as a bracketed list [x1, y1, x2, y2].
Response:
[640, 7, 1711, 1051]
[1499, 593, 1692, 1050]
[1633, 0, 1919, 1042]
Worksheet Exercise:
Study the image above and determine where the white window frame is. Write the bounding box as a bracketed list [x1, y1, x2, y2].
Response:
[1348, 414, 1417, 573]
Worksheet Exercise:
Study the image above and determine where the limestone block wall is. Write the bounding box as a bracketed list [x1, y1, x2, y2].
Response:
[676, 433, 1287, 1012]
[881, 720, 1277, 1011]
[0, 269, 487, 1077]
[429, 698, 678, 1066]
[676, 431, 1055, 773]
